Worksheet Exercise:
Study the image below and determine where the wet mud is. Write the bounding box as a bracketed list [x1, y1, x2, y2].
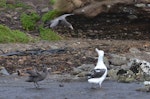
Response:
[0, 75, 149, 99]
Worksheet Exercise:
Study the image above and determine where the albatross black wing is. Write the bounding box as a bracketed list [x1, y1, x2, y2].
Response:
[88, 69, 106, 78]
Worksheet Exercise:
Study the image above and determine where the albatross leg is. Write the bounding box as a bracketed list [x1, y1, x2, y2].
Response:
[90, 83, 98, 89]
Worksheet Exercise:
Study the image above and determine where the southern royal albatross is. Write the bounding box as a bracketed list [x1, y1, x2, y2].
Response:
[87, 48, 107, 88]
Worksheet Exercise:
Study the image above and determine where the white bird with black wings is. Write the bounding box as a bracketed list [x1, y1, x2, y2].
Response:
[87, 48, 107, 88]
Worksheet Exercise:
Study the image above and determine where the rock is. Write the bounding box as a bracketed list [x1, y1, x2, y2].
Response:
[73, 0, 141, 17]
[76, 71, 89, 77]
[25, 1, 36, 8]
[135, 3, 146, 7]
[129, 47, 141, 53]
[108, 69, 119, 80]
[104, 57, 110, 68]
[148, 4, 150, 7]
[5, 13, 12, 19]
[0, 8, 5, 11]
[109, 54, 127, 66]
[121, 64, 130, 70]
[127, 15, 138, 20]
[71, 64, 94, 76]
[129, 58, 150, 75]
[13, 16, 18, 20]
[0, 67, 10, 76]
[117, 70, 135, 83]
[127, 58, 150, 81]
[136, 86, 150, 92]
[26, 9, 37, 14]
[77, 64, 95, 71]
[41, 7, 49, 13]
[144, 81, 150, 86]
[136, 80, 150, 92]
[71, 67, 82, 75]
[6, 0, 16, 4]
[140, 61, 150, 75]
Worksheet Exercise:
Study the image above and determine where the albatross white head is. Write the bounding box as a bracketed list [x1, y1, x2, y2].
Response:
[88, 48, 107, 88]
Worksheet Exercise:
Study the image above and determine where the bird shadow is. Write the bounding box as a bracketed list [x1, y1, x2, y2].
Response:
[25, 87, 49, 91]
[86, 84, 107, 92]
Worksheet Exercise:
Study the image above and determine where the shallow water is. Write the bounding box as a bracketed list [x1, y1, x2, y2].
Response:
[0, 76, 149, 99]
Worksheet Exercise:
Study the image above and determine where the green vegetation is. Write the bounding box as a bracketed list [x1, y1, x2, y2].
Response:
[0, 0, 30, 9]
[20, 12, 40, 31]
[0, 25, 31, 43]
[39, 27, 62, 41]
[42, 10, 61, 22]
[49, 0, 56, 5]
[7, 1, 30, 9]
[0, 0, 6, 8]
[0, 0, 63, 43]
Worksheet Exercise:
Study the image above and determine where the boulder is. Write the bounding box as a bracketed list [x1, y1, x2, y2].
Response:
[109, 54, 127, 66]
[71, 64, 94, 76]
[6, 0, 16, 4]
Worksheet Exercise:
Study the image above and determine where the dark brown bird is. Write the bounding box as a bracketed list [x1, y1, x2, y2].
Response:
[26, 65, 50, 88]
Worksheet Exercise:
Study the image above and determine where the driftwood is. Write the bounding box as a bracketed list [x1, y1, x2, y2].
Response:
[0, 48, 68, 56]
[73, 0, 150, 17]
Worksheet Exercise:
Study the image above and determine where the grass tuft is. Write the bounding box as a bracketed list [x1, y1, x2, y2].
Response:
[49, 0, 56, 5]
[42, 10, 61, 22]
[0, 25, 31, 43]
[0, 0, 6, 8]
[20, 12, 40, 31]
[39, 27, 62, 41]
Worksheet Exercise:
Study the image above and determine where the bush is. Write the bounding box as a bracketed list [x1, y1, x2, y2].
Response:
[20, 12, 40, 31]
[42, 10, 61, 22]
[39, 27, 62, 41]
[0, 25, 31, 43]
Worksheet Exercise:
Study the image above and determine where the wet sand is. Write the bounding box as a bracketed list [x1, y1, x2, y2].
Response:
[0, 76, 149, 99]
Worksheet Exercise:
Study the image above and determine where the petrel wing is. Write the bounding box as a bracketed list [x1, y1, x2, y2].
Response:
[50, 19, 59, 28]
[88, 69, 106, 78]
[26, 70, 39, 77]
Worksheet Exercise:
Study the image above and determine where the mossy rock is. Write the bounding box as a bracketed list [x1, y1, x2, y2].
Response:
[117, 70, 136, 83]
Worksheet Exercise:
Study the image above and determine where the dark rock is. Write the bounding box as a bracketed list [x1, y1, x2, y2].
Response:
[6, 0, 16, 4]
[117, 69, 127, 75]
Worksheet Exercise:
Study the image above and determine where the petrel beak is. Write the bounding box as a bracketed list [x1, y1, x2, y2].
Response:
[47, 67, 52, 72]
[69, 26, 74, 30]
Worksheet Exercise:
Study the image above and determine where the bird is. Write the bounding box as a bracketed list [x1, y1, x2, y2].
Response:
[87, 48, 107, 88]
[46, 14, 74, 30]
[26, 65, 50, 88]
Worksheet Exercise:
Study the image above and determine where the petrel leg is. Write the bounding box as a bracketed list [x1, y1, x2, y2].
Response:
[34, 82, 39, 88]
[34, 82, 37, 88]
[36, 82, 40, 88]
